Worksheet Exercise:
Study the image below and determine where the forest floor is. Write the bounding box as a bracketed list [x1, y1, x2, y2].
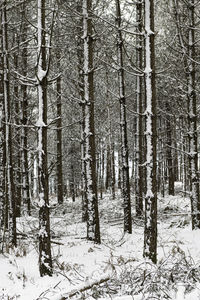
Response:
[1, 185, 200, 300]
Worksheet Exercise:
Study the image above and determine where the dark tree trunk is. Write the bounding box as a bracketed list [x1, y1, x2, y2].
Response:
[83, 0, 100, 243]
[165, 102, 175, 196]
[37, 0, 52, 277]
[77, 0, 87, 222]
[2, 0, 17, 247]
[187, 0, 200, 229]
[116, 0, 132, 234]
[135, 0, 144, 217]
[56, 54, 64, 204]
[143, 0, 157, 264]
[13, 35, 22, 218]
[0, 19, 6, 231]
[21, 6, 31, 215]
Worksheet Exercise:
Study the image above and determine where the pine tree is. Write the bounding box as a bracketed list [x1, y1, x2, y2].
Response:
[143, 0, 157, 264]
[37, 0, 52, 276]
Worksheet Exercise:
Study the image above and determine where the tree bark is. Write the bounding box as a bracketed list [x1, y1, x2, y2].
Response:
[21, 4, 31, 215]
[83, 0, 100, 243]
[116, 0, 132, 234]
[1, 0, 17, 247]
[187, 0, 200, 229]
[56, 52, 64, 204]
[143, 0, 157, 264]
[135, 0, 144, 217]
[37, 0, 52, 276]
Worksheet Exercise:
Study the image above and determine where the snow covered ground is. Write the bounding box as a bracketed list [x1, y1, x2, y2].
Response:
[1, 189, 200, 300]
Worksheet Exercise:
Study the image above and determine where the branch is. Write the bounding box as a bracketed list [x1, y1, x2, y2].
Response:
[60, 276, 110, 299]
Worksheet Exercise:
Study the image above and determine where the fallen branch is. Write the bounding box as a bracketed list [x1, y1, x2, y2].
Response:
[60, 276, 110, 299]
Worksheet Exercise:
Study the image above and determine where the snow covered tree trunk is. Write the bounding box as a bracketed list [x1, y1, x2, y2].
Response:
[187, 0, 200, 229]
[37, 0, 52, 276]
[77, 0, 87, 221]
[135, 0, 144, 217]
[82, 0, 100, 243]
[116, 0, 132, 234]
[56, 51, 64, 204]
[1, 0, 17, 247]
[13, 37, 22, 218]
[0, 21, 5, 231]
[21, 7, 31, 215]
[143, 0, 157, 264]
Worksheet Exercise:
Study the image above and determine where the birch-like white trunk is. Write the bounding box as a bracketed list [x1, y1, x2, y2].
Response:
[143, 0, 157, 264]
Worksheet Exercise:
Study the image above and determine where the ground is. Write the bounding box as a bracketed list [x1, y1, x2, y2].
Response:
[1, 185, 200, 300]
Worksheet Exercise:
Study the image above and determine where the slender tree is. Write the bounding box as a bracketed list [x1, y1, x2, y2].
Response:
[135, 0, 144, 217]
[187, 0, 200, 229]
[56, 49, 64, 204]
[1, 0, 17, 247]
[21, 4, 31, 215]
[37, 0, 52, 276]
[143, 0, 157, 264]
[116, 0, 132, 234]
[82, 0, 100, 243]
[0, 15, 5, 231]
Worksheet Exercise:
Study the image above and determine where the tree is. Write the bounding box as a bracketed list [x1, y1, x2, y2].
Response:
[21, 3, 31, 215]
[135, 0, 144, 217]
[82, 0, 100, 243]
[187, 0, 200, 229]
[143, 0, 157, 264]
[56, 44, 64, 205]
[37, 0, 52, 276]
[1, 0, 17, 247]
[116, 0, 132, 234]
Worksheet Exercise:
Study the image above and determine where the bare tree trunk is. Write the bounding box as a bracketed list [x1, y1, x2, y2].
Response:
[21, 6, 31, 215]
[83, 0, 100, 243]
[187, 0, 200, 229]
[106, 71, 115, 200]
[116, 0, 132, 234]
[13, 33, 22, 218]
[143, 0, 157, 264]
[37, 0, 52, 276]
[0, 19, 5, 232]
[164, 101, 175, 196]
[77, 0, 87, 221]
[56, 52, 64, 204]
[135, 0, 144, 217]
[2, 0, 17, 247]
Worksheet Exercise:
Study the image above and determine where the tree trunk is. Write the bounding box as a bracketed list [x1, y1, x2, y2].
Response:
[143, 0, 157, 264]
[135, 0, 144, 217]
[116, 0, 132, 234]
[165, 102, 174, 196]
[56, 53, 64, 204]
[83, 0, 100, 243]
[37, 0, 52, 276]
[77, 0, 87, 221]
[187, 0, 200, 229]
[0, 17, 6, 232]
[13, 34, 22, 218]
[2, 0, 17, 247]
[21, 6, 31, 215]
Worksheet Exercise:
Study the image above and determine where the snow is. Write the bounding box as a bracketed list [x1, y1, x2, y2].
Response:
[1, 192, 200, 299]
